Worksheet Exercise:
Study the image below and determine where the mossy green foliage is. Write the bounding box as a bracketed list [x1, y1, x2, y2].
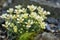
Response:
[19, 32, 36, 40]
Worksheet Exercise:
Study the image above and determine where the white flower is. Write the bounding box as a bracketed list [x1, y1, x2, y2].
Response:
[40, 8, 44, 12]
[7, 8, 13, 13]
[27, 5, 37, 11]
[37, 6, 41, 10]
[2, 24, 8, 28]
[2, 24, 5, 27]
[35, 15, 40, 20]
[14, 9, 23, 14]
[1, 14, 8, 18]
[29, 12, 37, 18]
[22, 13, 28, 18]
[9, 15, 12, 18]
[40, 22, 46, 29]
[17, 15, 20, 17]
[15, 5, 21, 9]
[37, 16, 44, 21]
[25, 20, 33, 28]
[37, 6, 44, 12]
[26, 24, 31, 28]
[22, 8, 26, 13]
[17, 17, 24, 23]
[43, 11, 47, 14]
[47, 11, 50, 15]
[5, 21, 10, 25]
[40, 17, 44, 20]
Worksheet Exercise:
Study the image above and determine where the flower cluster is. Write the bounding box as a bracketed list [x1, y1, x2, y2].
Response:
[1, 5, 50, 35]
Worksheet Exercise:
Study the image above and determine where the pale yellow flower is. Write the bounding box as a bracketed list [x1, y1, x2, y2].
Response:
[25, 20, 33, 28]
[12, 15, 16, 19]
[13, 26, 17, 32]
[2, 24, 8, 28]
[1, 14, 8, 18]
[26, 24, 31, 28]
[47, 11, 50, 15]
[40, 22, 46, 29]
[22, 13, 28, 18]
[10, 23, 15, 27]
[15, 5, 22, 9]
[14, 9, 23, 14]
[37, 6, 41, 10]
[27, 5, 37, 11]
[6, 15, 10, 19]
[38, 8, 44, 14]
[12, 15, 19, 19]
[17, 17, 24, 23]
[43, 11, 47, 14]
[29, 12, 37, 18]
[7, 8, 13, 13]
[37, 6, 44, 12]
[5, 21, 9, 25]
[40, 8, 44, 12]
[17, 15, 20, 17]
[35, 16, 44, 21]
[35, 15, 40, 20]
[22, 8, 27, 13]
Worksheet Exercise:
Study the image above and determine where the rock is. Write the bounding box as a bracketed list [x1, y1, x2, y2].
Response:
[0, 18, 7, 40]
[49, 24, 58, 30]
[34, 32, 60, 40]
[45, 23, 51, 31]
[46, 17, 58, 24]
[45, 23, 58, 32]
[2, 2, 8, 8]
[30, 0, 60, 8]
[41, 32, 59, 40]
[55, 33, 60, 39]
[0, 28, 7, 40]
[2, 8, 7, 14]
[0, 18, 5, 24]
[7, 0, 12, 4]
[45, 18, 60, 32]
[57, 24, 60, 32]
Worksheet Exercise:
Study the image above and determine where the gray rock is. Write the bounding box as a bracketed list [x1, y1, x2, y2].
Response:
[45, 23, 58, 32]
[45, 23, 51, 31]
[57, 24, 60, 31]
[30, 0, 60, 8]
[46, 17, 58, 24]
[0, 18, 5, 24]
[7, 0, 12, 4]
[34, 32, 60, 40]
[2, 2, 8, 8]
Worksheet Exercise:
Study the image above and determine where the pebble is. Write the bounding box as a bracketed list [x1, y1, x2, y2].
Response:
[46, 17, 58, 24]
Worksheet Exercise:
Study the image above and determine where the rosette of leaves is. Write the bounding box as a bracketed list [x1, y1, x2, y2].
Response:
[1, 5, 50, 40]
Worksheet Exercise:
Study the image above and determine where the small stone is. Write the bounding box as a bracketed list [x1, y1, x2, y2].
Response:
[50, 30, 55, 32]
[45, 23, 58, 32]
[45, 23, 51, 31]
[0, 18, 5, 24]
[46, 17, 58, 24]
[7, 0, 12, 4]
[0, 35, 5, 38]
